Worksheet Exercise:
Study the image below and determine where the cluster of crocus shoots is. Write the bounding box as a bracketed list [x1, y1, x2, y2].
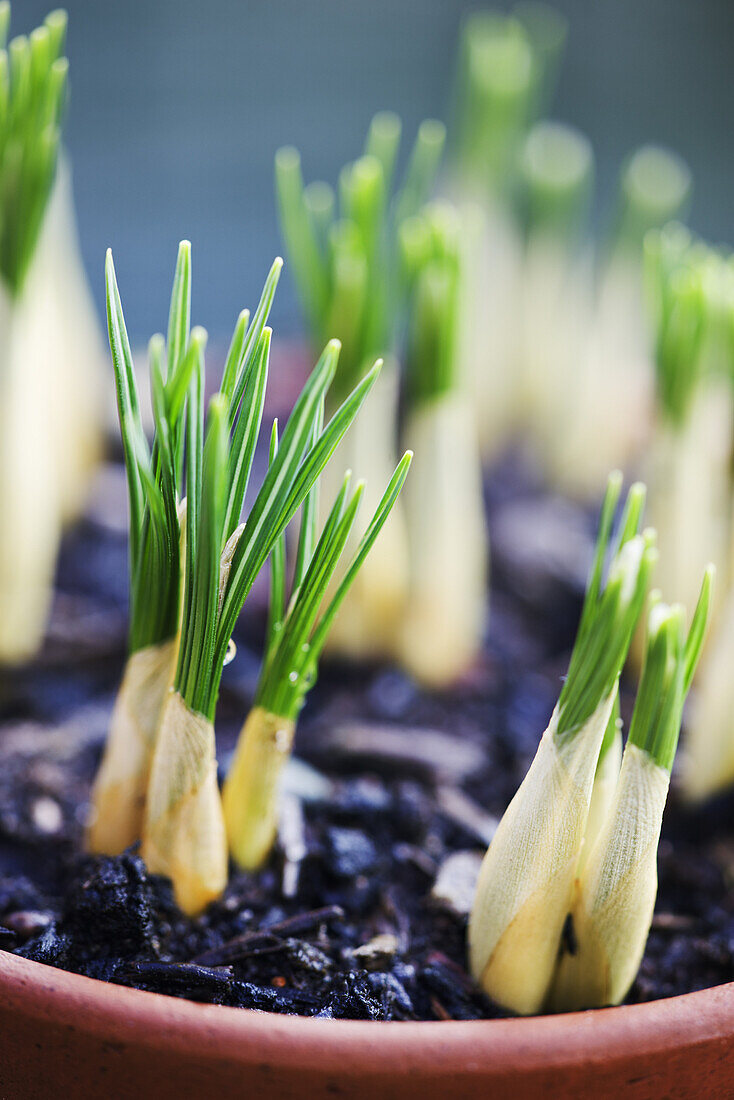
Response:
[640, 228, 734, 801]
[450, 5, 693, 488]
[0, 4, 102, 664]
[469, 473, 713, 1014]
[277, 115, 494, 687]
[275, 114, 444, 668]
[88, 242, 410, 913]
[279, 112, 492, 682]
[449, 6, 559, 461]
[11, 0, 730, 1019]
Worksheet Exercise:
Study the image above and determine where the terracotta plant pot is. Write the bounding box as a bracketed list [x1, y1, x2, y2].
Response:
[1, 952, 733, 1099]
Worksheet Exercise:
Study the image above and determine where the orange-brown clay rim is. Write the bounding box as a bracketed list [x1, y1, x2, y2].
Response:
[0, 951, 733, 1099]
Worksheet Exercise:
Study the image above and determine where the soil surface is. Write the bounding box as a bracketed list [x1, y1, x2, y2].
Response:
[0, 449, 733, 1021]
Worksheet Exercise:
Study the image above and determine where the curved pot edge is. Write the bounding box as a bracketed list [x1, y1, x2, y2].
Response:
[1, 949, 733, 1071]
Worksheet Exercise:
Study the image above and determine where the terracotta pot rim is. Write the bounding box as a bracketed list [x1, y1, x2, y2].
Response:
[3, 949, 733, 1072]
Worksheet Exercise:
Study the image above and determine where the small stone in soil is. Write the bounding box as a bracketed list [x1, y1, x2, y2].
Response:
[347, 932, 399, 971]
[2, 909, 54, 939]
[432, 851, 484, 918]
[326, 827, 379, 879]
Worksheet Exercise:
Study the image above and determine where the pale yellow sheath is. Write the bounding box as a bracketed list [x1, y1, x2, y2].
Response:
[549, 744, 669, 1010]
[324, 359, 409, 661]
[223, 706, 296, 871]
[87, 638, 178, 854]
[0, 248, 62, 664]
[468, 691, 616, 1015]
[142, 690, 227, 915]
[398, 392, 487, 687]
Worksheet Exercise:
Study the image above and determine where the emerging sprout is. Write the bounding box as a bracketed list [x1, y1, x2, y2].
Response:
[0, 5, 102, 663]
[513, 3, 568, 113]
[615, 146, 692, 252]
[223, 441, 412, 870]
[516, 120, 594, 458]
[449, 12, 540, 460]
[643, 228, 730, 623]
[88, 241, 200, 854]
[397, 202, 487, 686]
[89, 245, 281, 855]
[550, 145, 693, 500]
[685, 588, 734, 800]
[275, 115, 445, 659]
[0, 5, 67, 294]
[468, 474, 656, 1015]
[140, 320, 382, 913]
[550, 571, 712, 1010]
[520, 120, 594, 239]
[453, 12, 538, 193]
[90, 241, 383, 913]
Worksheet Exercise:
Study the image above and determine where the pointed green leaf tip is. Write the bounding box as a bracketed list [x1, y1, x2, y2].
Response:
[0, 5, 69, 293]
[402, 203, 462, 406]
[645, 224, 707, 428]
[556, 473, 656, 740]
[255, 447, 412, 723]
[275, 114, 445, 400]
[629, 565, 714, 771]
[521, 121, 594, 237]
[106, 244, 191, 655]
[618, 145, 692, 246]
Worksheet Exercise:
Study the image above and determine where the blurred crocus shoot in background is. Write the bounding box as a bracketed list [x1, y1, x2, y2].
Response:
[448, 7, 552, 461]
[398, 201, 487, 686]
[515, 118, 594, 464]
[550, 145, 693, 498]
[0, 4, 103, 665]
[275, 112, 444, 663]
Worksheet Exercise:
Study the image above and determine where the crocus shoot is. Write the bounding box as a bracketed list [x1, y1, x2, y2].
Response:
[550, 570, 712, 1011]
[516, 119, 594, 463]
[397, 202, 487, 687]
[0, 5, 102, 664]
[223, 441, 412, 870]
[468, 473, 656, 1015]
[449, 10, 538, 460]
[138, 312, 383, 913]
[643, 227, 729, 621]
[275, 113, 445, 660]
[550, 145, 693, 498]
[87, 241, 200, 854]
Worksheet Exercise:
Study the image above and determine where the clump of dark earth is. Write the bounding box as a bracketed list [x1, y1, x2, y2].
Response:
[0, 453, 733, 1020]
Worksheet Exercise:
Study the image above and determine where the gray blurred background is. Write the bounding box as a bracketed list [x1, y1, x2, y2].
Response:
[21, 0, 734, 346]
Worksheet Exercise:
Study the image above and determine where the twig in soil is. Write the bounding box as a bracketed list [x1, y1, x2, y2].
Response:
[117, 961, 234, 998]
[436, 785, 499, 844]
[380, 887, 411, 953]
[651, 913, 698, 932]
[313, 721, 485, 783]
[430, 996, 453, 1021]
[190, 905, 344, 966]
[278, 793, 307, 899]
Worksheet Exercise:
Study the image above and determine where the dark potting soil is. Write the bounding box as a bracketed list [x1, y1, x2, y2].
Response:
[0, 450, 733, 1021]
